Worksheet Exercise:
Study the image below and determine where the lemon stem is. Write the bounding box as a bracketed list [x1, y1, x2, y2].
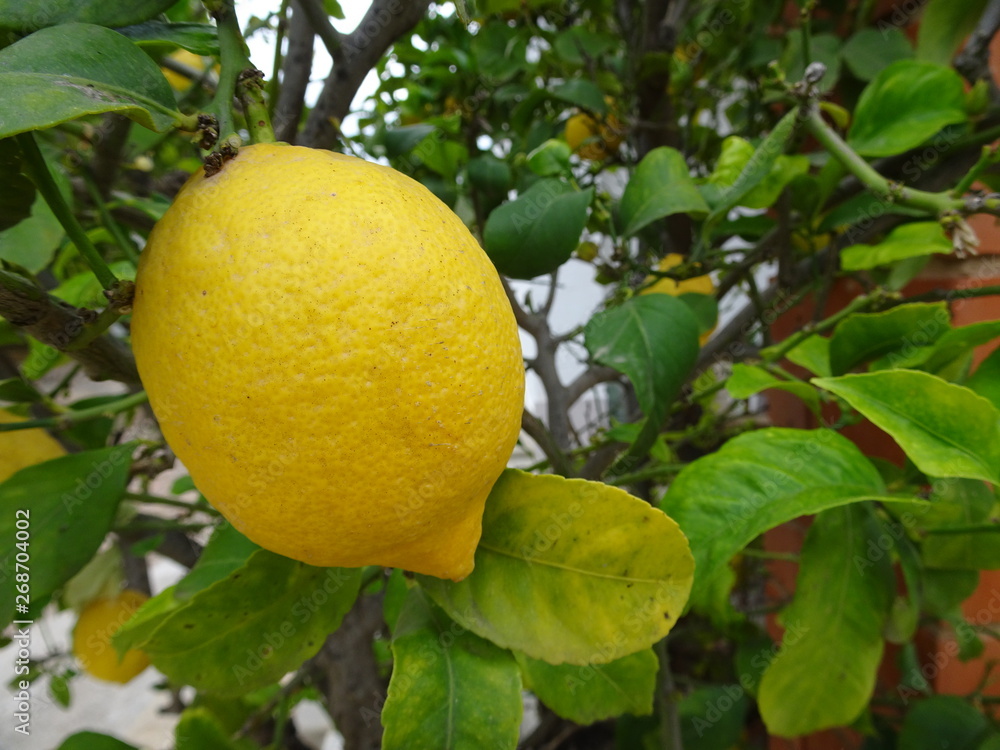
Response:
[207, 0, 276, 146]
[0, 391, 149, 433]
[15, 132, 119, 291]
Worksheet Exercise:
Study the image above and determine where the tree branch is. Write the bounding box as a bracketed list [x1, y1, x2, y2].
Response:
[566, 365, 620, 407]
[274, 1, 317, 142]
[522, 408, 574, 477]
[294, 0, 344, 65]
[301, 0, 431, 149]
[955, 0, 1000, 86]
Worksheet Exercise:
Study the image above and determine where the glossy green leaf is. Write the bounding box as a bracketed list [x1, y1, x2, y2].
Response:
[116, 551, 360, 695]
[898, 695, 993, 750]
[57, 732, 139, 750]
[903, 321, 1000, 377]
[383, 588, 522, 750]
[526, 139, 572, 176]
[0, 143, 71, 272]
[660, 428, 890, 599]
[814, 371, 1000, 485]
[828, 302, 950, 374]
[916, 0, 989, 65]
[840, 222, 952, 271]
[116, 22, 219, 56]
[679, 685, 752, 750]
[0, 24, 180, 138]
[516, 648, 657, 724]
[784, 334, 831, 377]
[725, 363, 820, 414]
[705, 137, 809, 210]
[620, 147, 709, 237]
[967, 347, 1000, 410]
[848, 61, 967, 157]
[0, 0, 175, 31]
[484, 178, 593, 279]
[174, 522, 260, 600]
[758, 505, 893, 736]
[705, 109, 799, 223]
[920, 479, 1000, 570]
[420, 470, 694, 665]
[841, 27, 913, 81]
[0, 445, 132, 628]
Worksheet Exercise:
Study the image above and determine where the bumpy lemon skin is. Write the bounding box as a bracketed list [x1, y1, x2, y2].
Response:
[0, 410, 64, 483]
[73, 590, 150, 684]
[131, 144, 524, 581]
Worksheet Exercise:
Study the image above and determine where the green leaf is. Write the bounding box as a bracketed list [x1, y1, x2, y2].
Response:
[116, 22, 219, 56]
[916, 0, 989, 66]
[174, 522, 260, 600]
[704, 109, 800, 224]
[785, 334, 832, 377]
[967, 347, 1000, 410]
[0, 143, 71, 272]
[419, 470, 694, 665]
[828, 302, 950, 374]
[920, 478, 1000, 570]
[782, 32, 842, 92]
[679, 685, 752, 750]
[840, 222, 952, 271]
[841, 27, 913, 81]
[526, 139, 572, 176]
[0, 24, 180, 138]
[848, 61, 967, 157]
[553, 28, 616, 66]
[677, 292, 718, 338]
[758, 505, 893, 736]
[725, 363, 820, 414]
[0, 377, 41, 403]
[660, 428, 890, 600]
[484, 179, 593, 279]
[898, 695, 993, 750]
[619, 147, 709, 237]
[467, 153, 512, 195]
[585, 294, 699, 434]
[551, 79, 607, 114]
[0, 0, 176, 31]
[902, 320, 1000, 377]
[56, 732, 139, 750]
[382, 588, 522, 750]
[323, 0, 345, 19]
[0, 445, 132, 628]
[175, 707, 255, 750]
[516, 648, 657, 724]
[742, 155, 810, 209]
[813, 371, 1000, 485]
[116, 551, 360, 695]
[922, 568, 980, 617]
[0, 138, 35, 231]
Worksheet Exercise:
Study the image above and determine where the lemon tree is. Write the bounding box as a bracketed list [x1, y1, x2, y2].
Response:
[1, 1, 1000, 749]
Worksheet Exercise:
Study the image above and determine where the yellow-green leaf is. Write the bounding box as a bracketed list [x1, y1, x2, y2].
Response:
[419, 470, 694, 666]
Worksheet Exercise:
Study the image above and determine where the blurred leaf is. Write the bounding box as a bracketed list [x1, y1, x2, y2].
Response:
[922, 569, 980, 617]
[814, 371, 1000, 484]
[553, 28, 616, 65]
[0, 138, 35, 231]
[660, 428, 893, 599]
[848, 61, 967, 157]
[323, 0, 345, 19]
[917, 0, 989, 65]
[516, 648, 657, 724]
[900, 321, 1000, 378]
[382, 588, 522, 750]
[0, 144, 71, 272]
[57, 732, 139, 750]
[828, 302, 950, 374]
[782, 32, 842, 92]
[840, 222, 952, 271]
[0, 24, 180, 137]
[551, 79, 607, 114]
[420, 470, 694, 665]
[759, 505, 893, 736]
[920, 479, 999, 570]
[0, 445, 133, 628]
[841, 28, 913, 81]
[967, 346, 1000, 410]
[526, 139, 572, 176]
[484, 179, 592, 279]
[175, 707, 255, 750]
[62, 546, 123, 611]
[0, 0, 176, 31]
[116, 552, 360, 695]
[784, 334, 832, 377]
[679, 685, 752, 750]
[384, 123, 436, 157]
[898, 695, 993, 750]
[0, 378, 41, 403]
[726, 363, 820, 414]
[620, 147, 709, 237]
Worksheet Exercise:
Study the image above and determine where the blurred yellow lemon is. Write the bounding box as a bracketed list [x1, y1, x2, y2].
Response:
[73, 590, 150, 684]
[0, 409, 64, 483]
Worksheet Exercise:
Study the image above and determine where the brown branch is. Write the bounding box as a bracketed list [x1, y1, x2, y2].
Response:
[293, 0, 344, 64]
[300, 0, 431, 149]
[522, 409, 574, 477]
[566, 365, 620, 407]
[955, 0, 1000, 86]
[0, 269, 139, 384]
[274, 1, 317, 142]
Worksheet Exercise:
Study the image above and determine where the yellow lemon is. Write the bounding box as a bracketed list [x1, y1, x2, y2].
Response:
[640, 254, 716, 344]
[73, 590, 150, 684]
[131, 143, 524, 580]
[565, 111, 624, 161]
[160, 49, 217, 91]
[0, 409, 64, 483]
